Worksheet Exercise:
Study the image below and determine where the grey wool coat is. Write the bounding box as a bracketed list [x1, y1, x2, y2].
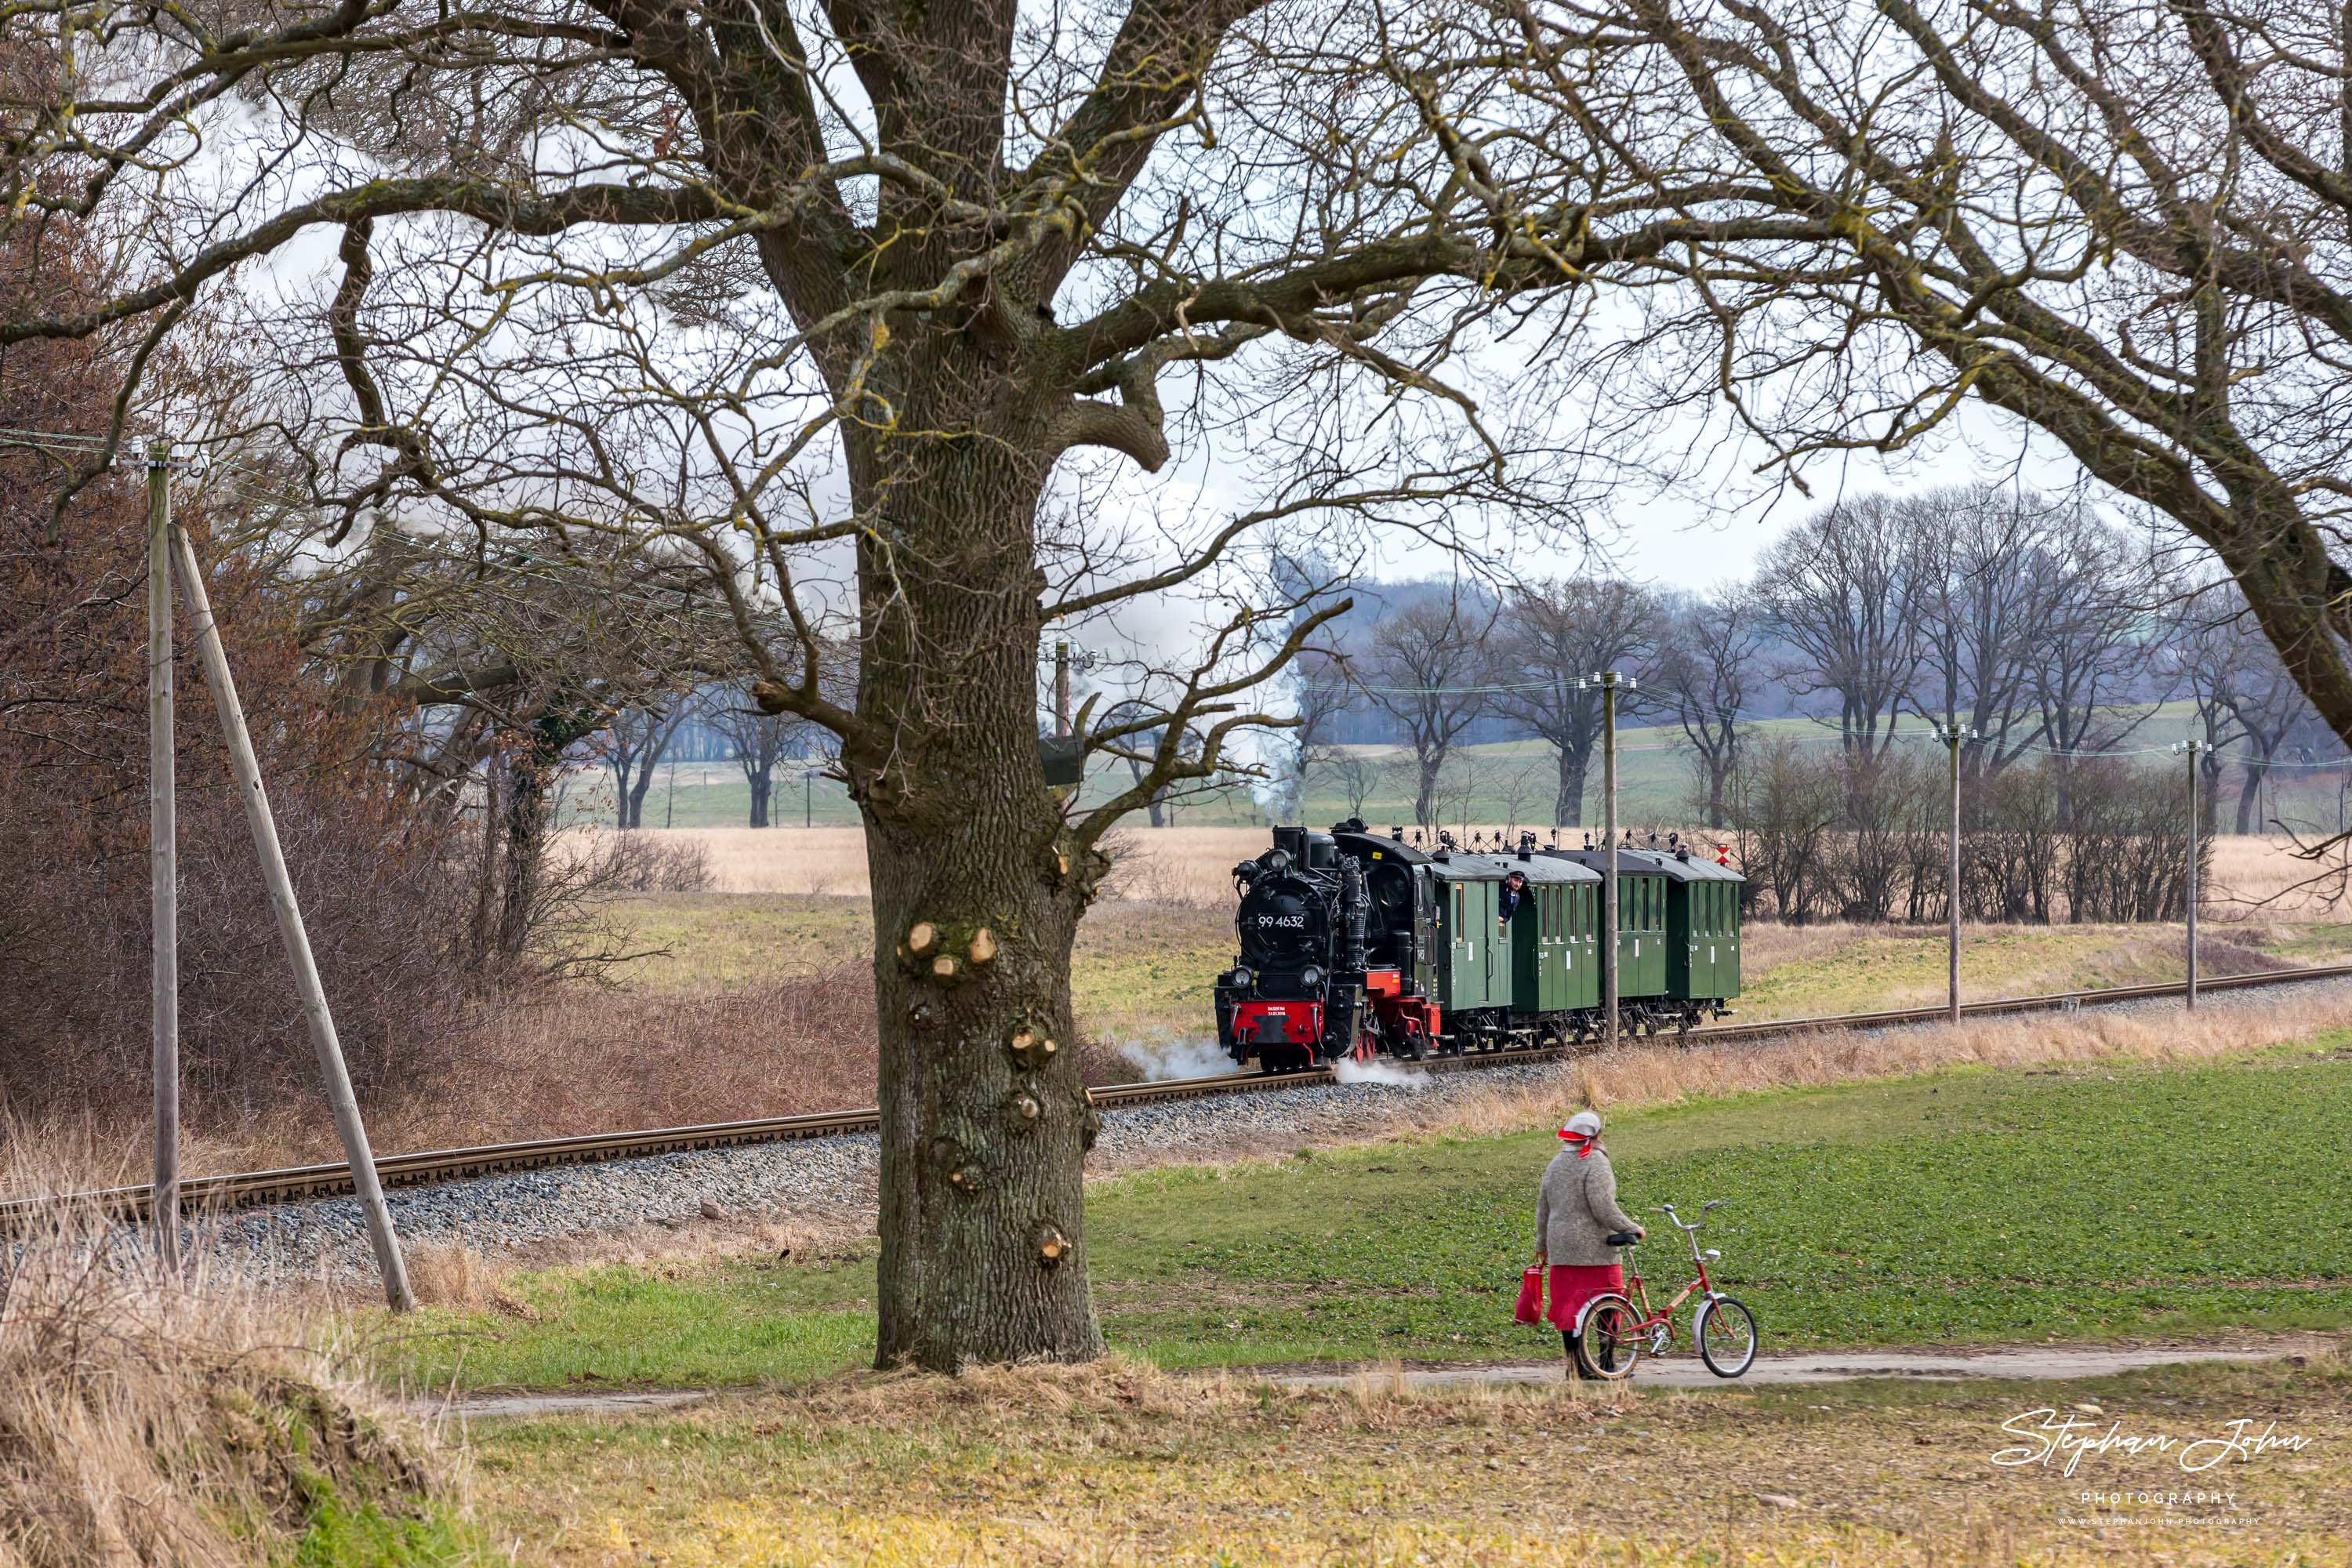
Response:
[1535, 1145, 1641, 1267]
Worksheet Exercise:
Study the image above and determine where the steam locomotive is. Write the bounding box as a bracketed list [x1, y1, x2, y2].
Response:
[1213, 819, 1744, 1071]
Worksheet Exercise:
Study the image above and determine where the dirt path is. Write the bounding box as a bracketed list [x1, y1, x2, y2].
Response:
[1275, 1341, 2328, 1392]
[412, 1338, 2332, 1420]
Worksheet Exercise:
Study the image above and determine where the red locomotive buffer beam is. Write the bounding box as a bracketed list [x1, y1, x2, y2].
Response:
[1230, 1000, 1324, 1046]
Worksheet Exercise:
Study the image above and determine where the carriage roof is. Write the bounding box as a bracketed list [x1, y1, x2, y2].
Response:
[1621, 848, 1746, 884]
[1446, 851, 1599, 884]
[1541, 848, 1670, 878]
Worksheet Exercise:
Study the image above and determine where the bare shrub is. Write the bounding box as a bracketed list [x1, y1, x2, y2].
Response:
[0, 539, 483, 1121]
[412, 962, 887, 1144]
[575, 828, 714, 895]
[1728, 748, 2207, 926]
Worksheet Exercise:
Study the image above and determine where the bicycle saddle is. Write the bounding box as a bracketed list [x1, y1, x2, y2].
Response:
[1605, 1231, 1640, 1247]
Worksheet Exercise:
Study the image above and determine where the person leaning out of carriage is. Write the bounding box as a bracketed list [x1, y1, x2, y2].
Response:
[1497, 869, 1528, 929]
[1534, 1110, 1642, 1374]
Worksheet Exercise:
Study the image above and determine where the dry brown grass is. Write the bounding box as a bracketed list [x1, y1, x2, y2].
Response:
[485, 1346, 2352, 1566]
[572, 823, 1281, 903]
[1429, 989, 2347, 1143]
[557, 826, 874, 894]
[0, 1203, 467, 1567]
[580, 825, 2352, 920]
[2207, 832, 2352, 918]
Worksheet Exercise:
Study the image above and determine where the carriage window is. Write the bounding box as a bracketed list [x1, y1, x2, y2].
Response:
[1453, 885, 1465, 932]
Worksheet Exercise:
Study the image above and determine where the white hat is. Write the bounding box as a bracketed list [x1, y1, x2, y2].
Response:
[1559, 1110, 1601, 1141]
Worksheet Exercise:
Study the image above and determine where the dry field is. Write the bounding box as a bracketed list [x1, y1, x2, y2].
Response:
[10, 827, 2347, 1192]
[472, 1352, 2352, 1568]
[580, 823, 2352, 915]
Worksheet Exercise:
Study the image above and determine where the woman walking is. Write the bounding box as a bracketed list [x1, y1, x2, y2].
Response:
[1534, 1109, 1642, 1377]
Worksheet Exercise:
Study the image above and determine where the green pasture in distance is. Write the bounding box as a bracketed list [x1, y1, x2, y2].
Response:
[554, 697, 2350, 836]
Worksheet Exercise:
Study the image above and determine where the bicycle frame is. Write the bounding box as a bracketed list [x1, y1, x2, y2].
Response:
[1608, 1203, 1724, 1345]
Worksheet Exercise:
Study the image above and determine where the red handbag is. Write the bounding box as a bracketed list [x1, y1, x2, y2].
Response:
[1513, 1266, 1544, 1325]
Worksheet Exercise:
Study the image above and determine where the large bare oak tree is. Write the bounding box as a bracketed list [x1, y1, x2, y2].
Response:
[0, 0, 1795, 1366]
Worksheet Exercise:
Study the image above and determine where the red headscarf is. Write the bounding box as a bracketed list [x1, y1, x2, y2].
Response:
[1557, 1128, 1598, 1159]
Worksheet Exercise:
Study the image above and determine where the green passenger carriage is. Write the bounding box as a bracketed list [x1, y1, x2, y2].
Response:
[1213, 821, 1745, 1069]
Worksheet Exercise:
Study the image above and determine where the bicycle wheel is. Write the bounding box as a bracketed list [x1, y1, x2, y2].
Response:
[1573, 1294, 1643, 1381]
[1694, 1296, 1758, 1378]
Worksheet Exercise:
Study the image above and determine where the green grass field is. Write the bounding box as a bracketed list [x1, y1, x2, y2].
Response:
[386, 1039, 2352, 1395]
[560, 698, 2352, 834]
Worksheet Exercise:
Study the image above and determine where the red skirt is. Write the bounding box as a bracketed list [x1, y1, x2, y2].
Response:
[1544, 1263, 1624, 1332]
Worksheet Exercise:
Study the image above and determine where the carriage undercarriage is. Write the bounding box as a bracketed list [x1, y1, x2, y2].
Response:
[1248, 1000, 1735, 1073]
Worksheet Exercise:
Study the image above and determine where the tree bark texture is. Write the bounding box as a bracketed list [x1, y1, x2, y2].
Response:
[842, 380, 1105, 1370]
[1414, 757, 1442, 830]
[1553, 747, 1588, 832]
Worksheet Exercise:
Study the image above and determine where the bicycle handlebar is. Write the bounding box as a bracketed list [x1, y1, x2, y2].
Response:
[1653, 1200, 1727, 1233]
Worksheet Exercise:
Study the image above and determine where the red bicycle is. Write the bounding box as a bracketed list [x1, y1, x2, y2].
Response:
[1573, 1200, 1758, 1379]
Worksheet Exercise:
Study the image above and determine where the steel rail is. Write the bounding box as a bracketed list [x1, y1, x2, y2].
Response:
[10, 961, 2350, 1229]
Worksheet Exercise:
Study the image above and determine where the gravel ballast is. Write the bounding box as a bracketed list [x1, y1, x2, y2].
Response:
[175, 972, 2352, 1287]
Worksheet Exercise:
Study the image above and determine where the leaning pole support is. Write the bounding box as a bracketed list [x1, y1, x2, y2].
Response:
[169, 523, 415, 1311]
[147, 438, 180, 1272]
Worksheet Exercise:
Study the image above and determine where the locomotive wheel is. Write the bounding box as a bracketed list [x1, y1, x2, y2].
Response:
[1351, 1029, 1377, 1065]
[1399, 1029, 1428, 1062]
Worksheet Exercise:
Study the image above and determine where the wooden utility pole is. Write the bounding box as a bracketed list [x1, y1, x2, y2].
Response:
[1935, 723, 1973, 1025]
[147, 437, 180, 1272]
[1598, 672, 1624, 1052]
[2183, 739, 2201, 1012]
[1054, 640, 1071, 737]
[169, 527, 415, 1312]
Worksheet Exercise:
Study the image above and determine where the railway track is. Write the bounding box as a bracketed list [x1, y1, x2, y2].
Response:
[12, 961, 2349, 1229]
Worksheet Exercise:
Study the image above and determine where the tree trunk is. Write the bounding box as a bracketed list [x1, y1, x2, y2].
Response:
[1414, 754, 1442, 828]
[495, 749, 548, 959]
[849, 424, 1103, 1372]
[1554, 746, 1588, 831]
[2234, 764, 2260, 836]
[626, 757, 659, 829]
[749, 769, 771, 828]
